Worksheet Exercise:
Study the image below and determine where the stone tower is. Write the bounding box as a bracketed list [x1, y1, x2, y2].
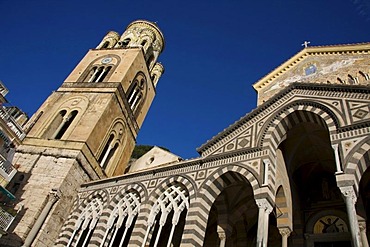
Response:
[1, 20, 164, 247]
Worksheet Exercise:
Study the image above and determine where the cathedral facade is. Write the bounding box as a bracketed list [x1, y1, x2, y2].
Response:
[1, 20, 370, 247]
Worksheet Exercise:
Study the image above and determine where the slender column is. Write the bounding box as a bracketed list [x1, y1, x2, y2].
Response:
[262, 159, 270, 186]
[332, 144, 343, 174]
[22, 191, 60, 247]
[278, 227, 291, 247]
[359, 221, 369, 247]
[95, 67, 108, 82]
[217, 227, 226, 247]
[339, 186, 361, 247]
[51, 116, 69, 139]
[256, 198, 273, 247]
[100, 142, 114, 168]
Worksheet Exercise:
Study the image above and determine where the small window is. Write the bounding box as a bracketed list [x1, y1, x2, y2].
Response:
[120, 38, 130, 48]
[101, 41, 110, 49]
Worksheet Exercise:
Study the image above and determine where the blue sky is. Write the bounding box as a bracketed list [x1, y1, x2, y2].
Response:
[1, 0, 370, 159]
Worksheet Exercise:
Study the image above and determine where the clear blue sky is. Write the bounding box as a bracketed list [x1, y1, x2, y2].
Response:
[1, 0, 369, 159]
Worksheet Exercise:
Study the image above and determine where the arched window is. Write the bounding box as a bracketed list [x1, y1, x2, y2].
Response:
[101, 41, 110, 49]
[98, 122, 125, 171]
[54, 110, 78, 140]
[85, 66, 112, 83]
[67, 197, 103, 247]
[100, 192, 140, 247]
[337, 77, 344, 84]
[99, 134, 119, 169]
[120, 38, 131, 48]
[43, 110, 78, 140]
[147, 54, 155, 68]
[127, 73, 147, 115]
[348, 74, 356, 84]
[142, 184, 189, 247]
[359, 71, 369, 81]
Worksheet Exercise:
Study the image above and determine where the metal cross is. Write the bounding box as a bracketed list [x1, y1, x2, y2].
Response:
[302, 41, 311, 48]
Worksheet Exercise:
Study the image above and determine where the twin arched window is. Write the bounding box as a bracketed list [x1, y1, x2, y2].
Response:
[98, 121, 125, 170]
[127, 72, 147, 115]
[44, 110, 78, 140]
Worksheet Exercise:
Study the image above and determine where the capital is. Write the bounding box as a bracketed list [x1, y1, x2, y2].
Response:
[278, 227, 292, 237]
[339, 186, 357, 203]
[255, 198, 273, 213]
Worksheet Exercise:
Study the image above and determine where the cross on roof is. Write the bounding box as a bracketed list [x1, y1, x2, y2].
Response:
[302, 41, 311, 48]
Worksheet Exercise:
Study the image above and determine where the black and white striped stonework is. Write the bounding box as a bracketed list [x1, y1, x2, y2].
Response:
[345, 140, 370, 190]
[261, 103, 337, 153]
[56, 190, 109, 246]
[183, 166, 260, 246]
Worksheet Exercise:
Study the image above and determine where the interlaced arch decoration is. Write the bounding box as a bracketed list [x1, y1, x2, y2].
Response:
[67, 197, 104, 247]
[142, 184, 189, 247]
[100, 191, 141, 247]
[259, 102, 339, 152]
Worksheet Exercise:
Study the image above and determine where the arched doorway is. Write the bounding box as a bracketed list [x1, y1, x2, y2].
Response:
[278, 112, 350, 246]
[203, 171, 258, 247]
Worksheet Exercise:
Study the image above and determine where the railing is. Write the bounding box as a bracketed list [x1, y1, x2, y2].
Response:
[0, 106, 26, 140]
[0, 205, 22, 231]
[0, 155, 16, 182]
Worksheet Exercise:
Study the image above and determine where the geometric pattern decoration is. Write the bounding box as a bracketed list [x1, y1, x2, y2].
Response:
[209, 126, 253, 155]
[347, 100, 370, 123]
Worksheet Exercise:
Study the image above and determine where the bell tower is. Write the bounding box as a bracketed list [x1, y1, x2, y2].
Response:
[1, 20, 164, 247]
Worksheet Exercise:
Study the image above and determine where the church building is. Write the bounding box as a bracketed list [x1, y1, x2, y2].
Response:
[0, 20, 369, 247]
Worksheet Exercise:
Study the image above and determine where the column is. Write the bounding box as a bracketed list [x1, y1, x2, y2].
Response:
[359, 221, 369, 247]
[332, 144, 343, 174]
[256, 198, 273, 247]
[23, 190, 60, 247]
[217, 228, 226, 247]
[262, 159, 270, 186]
[278, 227, 291, 247]
[339, 186, 361, 247]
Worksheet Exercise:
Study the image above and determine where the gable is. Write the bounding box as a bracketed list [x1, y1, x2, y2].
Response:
[253, 43, 370, 105]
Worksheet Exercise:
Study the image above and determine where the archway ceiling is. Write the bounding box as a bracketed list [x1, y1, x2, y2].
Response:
[281, 122, 336, 175]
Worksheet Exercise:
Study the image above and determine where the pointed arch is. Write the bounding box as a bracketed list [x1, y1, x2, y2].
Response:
[100, 190, 141, 247]
[142, 182, 190, 247]
[188, 165, 260, 246]
[66, 190, 109, 247]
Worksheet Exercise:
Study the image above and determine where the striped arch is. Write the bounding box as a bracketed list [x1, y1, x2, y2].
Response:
[129, 176, 195, 246]
[344, 138, 370, 191]
[94, 183, 146, 247]
[187, 165, 260, 247]
[55, 189, 109, 246]
[259, 102, 338, 153]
